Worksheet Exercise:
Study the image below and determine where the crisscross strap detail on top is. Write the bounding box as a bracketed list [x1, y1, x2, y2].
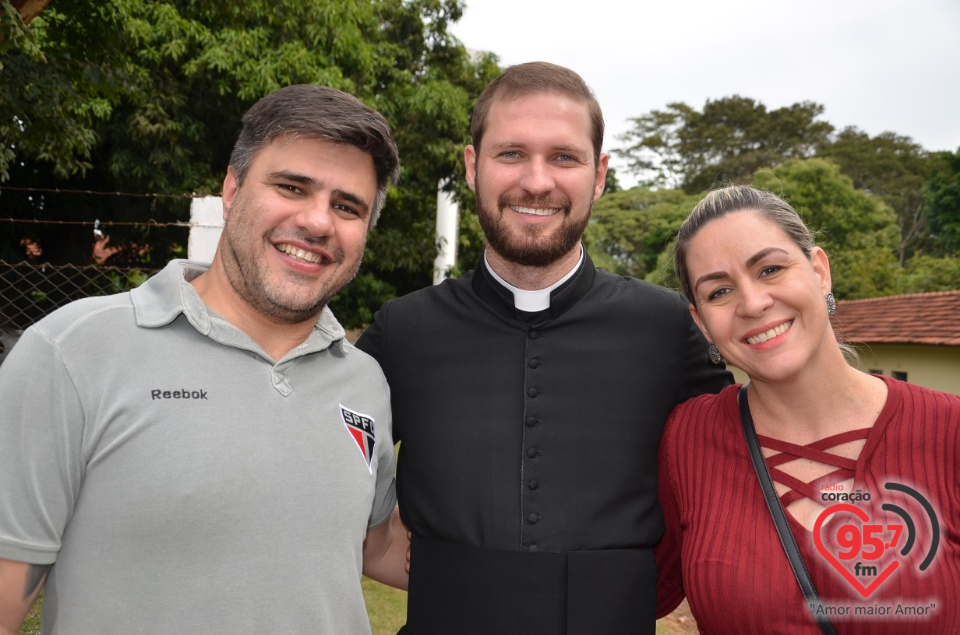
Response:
[755, 429, 871, 507]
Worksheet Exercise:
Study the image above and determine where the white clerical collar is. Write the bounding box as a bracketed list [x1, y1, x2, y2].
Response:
[483, 247, 584, 312]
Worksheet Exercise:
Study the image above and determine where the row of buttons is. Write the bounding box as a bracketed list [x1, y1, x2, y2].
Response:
[525, 329, 542, 551]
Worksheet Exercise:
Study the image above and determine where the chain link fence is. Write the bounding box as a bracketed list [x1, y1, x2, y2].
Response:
[0, 260, 157, 365]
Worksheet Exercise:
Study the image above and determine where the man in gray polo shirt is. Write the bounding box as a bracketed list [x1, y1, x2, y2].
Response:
[0, 85, 407, 634]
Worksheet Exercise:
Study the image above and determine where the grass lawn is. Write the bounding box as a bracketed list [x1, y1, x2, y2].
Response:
[362, 577, 407, 634]
[19, 597, 41, 635]
[21, 583, 406, 634]
[24, 582, 695, 634]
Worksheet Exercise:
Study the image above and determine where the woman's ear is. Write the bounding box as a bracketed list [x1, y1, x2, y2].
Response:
[810, 246, 832, 294]
[689, 303, 711, 343]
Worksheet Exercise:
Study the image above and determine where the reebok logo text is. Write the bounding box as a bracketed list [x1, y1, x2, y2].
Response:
[151, 389, 208, 400]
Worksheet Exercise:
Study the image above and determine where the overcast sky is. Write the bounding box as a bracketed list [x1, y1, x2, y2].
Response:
[449, 0, 960, 187]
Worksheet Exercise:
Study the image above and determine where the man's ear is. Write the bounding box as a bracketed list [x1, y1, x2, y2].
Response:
[593, 153, 609, 202]
[221, 167, 240, 221]
[464, 145, 478, 193]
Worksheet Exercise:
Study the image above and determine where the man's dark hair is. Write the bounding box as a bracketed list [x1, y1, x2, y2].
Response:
[229, 85, 400, 226]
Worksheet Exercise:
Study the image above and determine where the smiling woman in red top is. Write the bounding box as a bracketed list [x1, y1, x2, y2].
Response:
[656, 185, 960, 634]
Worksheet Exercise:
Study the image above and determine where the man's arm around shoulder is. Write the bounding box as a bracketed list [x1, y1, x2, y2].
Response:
[361, 506, 409, 591]
[0, 558, 49, 635]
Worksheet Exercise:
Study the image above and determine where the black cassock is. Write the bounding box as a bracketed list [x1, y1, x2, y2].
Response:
[358, 252, 732, 634]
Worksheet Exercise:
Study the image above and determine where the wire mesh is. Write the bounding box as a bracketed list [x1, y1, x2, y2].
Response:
[0, 260, 157, 364]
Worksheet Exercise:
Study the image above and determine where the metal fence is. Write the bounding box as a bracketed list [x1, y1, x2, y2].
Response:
[0, 260, 157, 365]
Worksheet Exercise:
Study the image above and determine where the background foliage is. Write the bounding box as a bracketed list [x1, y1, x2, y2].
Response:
[598, 96, 960, 299]
[1, 0, 498, 325]
[3, 1, 959, 325]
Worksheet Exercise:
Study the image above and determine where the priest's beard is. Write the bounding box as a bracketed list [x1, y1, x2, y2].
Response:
[476, 188, 590, 268]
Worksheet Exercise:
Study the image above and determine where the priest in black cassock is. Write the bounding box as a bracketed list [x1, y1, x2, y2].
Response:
[357, 61, 732, 635]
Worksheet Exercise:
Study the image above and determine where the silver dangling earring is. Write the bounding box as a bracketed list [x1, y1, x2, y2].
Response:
[826, 292, 837, 316]
[708, 342, 722, 365]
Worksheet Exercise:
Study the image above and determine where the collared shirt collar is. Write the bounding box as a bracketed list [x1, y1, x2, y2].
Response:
[130, 259, 346, 362]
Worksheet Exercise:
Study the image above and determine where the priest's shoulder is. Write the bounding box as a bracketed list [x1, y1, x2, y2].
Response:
[593, 267, 690, 309]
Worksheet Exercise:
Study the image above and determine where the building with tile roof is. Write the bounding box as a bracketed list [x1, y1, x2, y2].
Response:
[833, 290, 960, 395]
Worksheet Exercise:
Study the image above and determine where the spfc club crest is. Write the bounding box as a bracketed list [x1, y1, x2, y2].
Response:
[340, 404, 376, 473]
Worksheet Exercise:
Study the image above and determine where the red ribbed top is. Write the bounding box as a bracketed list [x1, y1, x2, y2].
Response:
[656, 377, 960, 634]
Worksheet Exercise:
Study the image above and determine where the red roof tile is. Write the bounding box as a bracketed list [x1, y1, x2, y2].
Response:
[832, 290, 960, 347]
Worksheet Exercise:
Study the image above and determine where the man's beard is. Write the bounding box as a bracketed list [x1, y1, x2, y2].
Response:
[476, 189, 591, 268]
[219, 194, 359, 325]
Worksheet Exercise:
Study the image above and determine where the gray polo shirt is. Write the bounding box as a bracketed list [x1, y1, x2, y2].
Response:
[0, 260, 396, 634]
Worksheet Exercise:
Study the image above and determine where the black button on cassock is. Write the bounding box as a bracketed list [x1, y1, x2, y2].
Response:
[527, 387, 538, 398]
[528, 358, 541, 368]
[528, 544, 539, 553]
[528, 479, 539, 490]
[526, 447, 538, 458]
[529, 331, 541, 339]
[525, 416, 538, 427]
[527, 513, 540, 524]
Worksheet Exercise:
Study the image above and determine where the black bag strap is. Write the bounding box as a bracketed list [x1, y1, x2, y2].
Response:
[738, 385, 838, 635]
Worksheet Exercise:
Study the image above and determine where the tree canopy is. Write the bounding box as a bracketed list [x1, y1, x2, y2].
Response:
[614, 96, 833, 192]
[609, 95, 958, 298]
[925, 148, 960, 254]
[1, 0, 500, 325]
[586, 156, 958, 301]
[4, 5, 957, 321]
[585, 188, 697, 281]
[817, 127, 932, 263]
[751, 159, 901, 300]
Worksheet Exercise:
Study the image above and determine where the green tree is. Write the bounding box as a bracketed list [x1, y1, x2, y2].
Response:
[895, 253, 960, 293]
[588, 161, 958, 300]
[817, 127, 932, 264]
[614, 96, 833, 192]
[1, 0, 501, 325]
[589, 159, 904, 299]
[603, 166, 621, 194]
[752, 158, 901, 300]
[924, 148, 960, 254]
[585, 188, 697, 281]
[0, 0, 46, 57]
